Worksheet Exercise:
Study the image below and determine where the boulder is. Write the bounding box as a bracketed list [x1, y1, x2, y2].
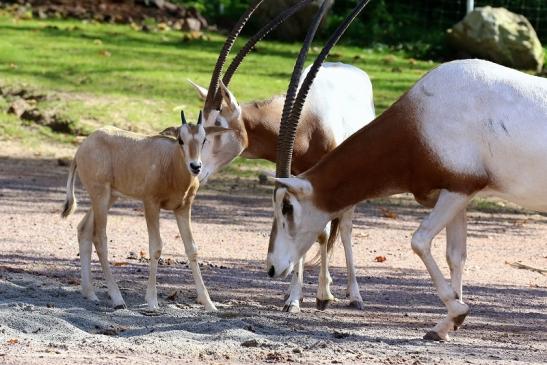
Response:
[182, 17, 202, 32]
[252, 0, 334, 41]
[7, 98, 32, 118]
[447, 6, 544, 72]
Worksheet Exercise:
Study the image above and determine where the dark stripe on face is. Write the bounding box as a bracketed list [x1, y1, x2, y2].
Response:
[268, 218, 277, 253]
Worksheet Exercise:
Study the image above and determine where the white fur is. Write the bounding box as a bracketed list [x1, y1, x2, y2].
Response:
[416, 59, 547, 211]
[301, 62, 375, 145]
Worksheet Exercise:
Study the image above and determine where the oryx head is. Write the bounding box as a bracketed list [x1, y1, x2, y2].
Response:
[162, 111, 233, 177]
[188, 79, 247, 182]
[266, 0, 371, 278]
[267, 177, 329, 278]
[186, 0, 315, 183]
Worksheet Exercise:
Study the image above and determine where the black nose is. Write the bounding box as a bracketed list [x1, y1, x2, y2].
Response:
[268, 266, 275, 278]
[190, 162, 202, 173]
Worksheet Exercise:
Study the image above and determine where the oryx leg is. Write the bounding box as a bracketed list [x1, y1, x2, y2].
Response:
[175, 206, 216, 311]
[340, 207, 364, 310]
[144, 201, 162, 309]
[410, 190, 471, 341]
[446, 210, 467, 330]
[90, 187, 125, 309]
[316, 229, 335, 310]
[77, 210, 98, 301]
[283, 256, 304, 313]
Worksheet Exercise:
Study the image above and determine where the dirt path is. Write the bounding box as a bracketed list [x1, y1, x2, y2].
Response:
[0, 153, 546, 364]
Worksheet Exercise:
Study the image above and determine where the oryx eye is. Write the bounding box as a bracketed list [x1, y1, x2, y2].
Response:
[282, 200, 293, 216]
[215, 119, 222, 126]
[178, 138, 184, 145]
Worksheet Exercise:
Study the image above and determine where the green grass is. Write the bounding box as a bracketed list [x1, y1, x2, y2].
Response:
[0, 13, 434, 144]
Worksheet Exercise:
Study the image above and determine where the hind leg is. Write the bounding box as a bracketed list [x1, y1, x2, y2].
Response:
[78, 210, 98, 301]
[144, 201, 162, 309]
[90, 187, 125, 309]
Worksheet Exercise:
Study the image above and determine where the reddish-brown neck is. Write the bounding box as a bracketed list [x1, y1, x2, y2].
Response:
[241, 97, 337, 175]
[304, 97, 489, 213]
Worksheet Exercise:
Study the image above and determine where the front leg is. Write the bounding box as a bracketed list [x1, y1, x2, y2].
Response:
[316, 233, 335, 310]
[175, 207, 217, 311]
[339, 207, 364, 310]
[283, 256, 304, 313]
[144, 201, 162, 309]
[411, 190, 471, 341]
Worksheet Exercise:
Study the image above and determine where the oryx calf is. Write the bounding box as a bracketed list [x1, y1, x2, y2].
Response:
[61, 112, 231, 311]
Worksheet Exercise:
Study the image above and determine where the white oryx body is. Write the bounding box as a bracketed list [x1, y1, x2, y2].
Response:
[267, 59, 547, 340]
[191, 62, 375, 312]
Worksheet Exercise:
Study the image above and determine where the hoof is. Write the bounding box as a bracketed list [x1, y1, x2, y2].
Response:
[282, 304, 300, 313]
[423, 331, 446, 342]
[453, 310, 469, 330]
[316, 298, 332, 311]
[283, 293, 303, 304]
[348, 300, 365, 310]
[113, 304, 127, 310]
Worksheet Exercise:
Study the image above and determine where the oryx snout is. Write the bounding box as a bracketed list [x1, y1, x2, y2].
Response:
[189, 160, 202, 176]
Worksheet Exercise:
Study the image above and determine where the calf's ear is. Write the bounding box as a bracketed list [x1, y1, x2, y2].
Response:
[159, 126, 180, 138]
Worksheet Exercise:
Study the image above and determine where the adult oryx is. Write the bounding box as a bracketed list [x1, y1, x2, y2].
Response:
[178, 0, 376, 312]
[266, 0, 547, 341]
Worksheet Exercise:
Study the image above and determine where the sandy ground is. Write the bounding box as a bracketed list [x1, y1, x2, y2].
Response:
[0, 150, 546, 364]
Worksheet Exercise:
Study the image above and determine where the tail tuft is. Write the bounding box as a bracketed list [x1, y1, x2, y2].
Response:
[61, 160, 77, 218]
[61, 198, 76, 218]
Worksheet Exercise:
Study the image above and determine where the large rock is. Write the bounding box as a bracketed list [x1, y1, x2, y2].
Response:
[447, 6, 544, 72]
[251, 0, 334, 41]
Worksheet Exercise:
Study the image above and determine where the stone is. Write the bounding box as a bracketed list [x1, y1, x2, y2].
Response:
[182, 17, 201, 32]
[7, 98, 32, 118]
[447, 6, 544, 72]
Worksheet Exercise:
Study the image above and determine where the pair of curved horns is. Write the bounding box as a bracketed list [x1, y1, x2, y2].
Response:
[206, 0, 314, 111]
[180, 110, 203, 125]
[276, 0, 372, 178]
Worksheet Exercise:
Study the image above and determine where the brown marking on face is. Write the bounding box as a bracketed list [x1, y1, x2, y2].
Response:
[268, 218, 277, 254]
[241, 96, 337, 175]
[305, 94, 490, 213]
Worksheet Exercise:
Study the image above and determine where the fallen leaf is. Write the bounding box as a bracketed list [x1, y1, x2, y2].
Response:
[99, 49, 111, 57]
[93, 39, 103, 45]
[166, 290, 179, 301]
[380, 207, 398, 219]
[7, 339, 18, 345]
[139, 250, 146, 258]
[113, 261, 128, 267]
[374, 256, 387, 263]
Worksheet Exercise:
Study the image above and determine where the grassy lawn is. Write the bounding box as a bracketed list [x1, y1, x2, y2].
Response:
[0, 13, 435, 149]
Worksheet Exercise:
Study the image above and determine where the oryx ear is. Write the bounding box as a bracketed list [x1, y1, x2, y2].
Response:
[204, 126, 234, 137]
[159, 126, 180, 138]
[188, 79, 208, 101]
[275, 177, 312, 196]
[218, 81, 241, 116]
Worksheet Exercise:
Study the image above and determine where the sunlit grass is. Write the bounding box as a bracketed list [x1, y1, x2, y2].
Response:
[0, 13, 435, 141]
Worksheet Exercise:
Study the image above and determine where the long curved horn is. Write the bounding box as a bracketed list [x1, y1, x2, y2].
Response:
[205, 0, 265, 110]
[181, 110, 187, 125]
[220, 0, 313, 92]
[276, 0, 371, 177]
[275, 0, 331, 178]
